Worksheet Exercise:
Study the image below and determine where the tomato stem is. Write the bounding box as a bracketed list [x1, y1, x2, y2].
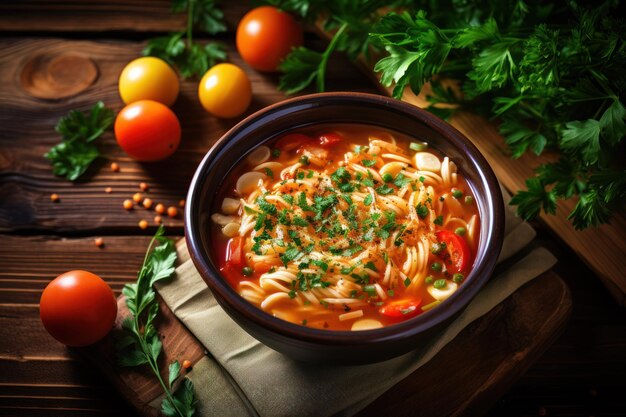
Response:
[317, 23, 348, 93]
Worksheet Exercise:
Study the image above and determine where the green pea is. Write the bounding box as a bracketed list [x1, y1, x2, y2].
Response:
[453, 273, 464, 283]
[382, 173, 393, 183]
[452, 189, 463, 198]
[454, 227, 466, 236]
[464, 195, 474, 205]
[425, 276, 434, 284]
[431, 262, 443, 272]
[242, 266, 254, 276]
[433, 279, 447, 289]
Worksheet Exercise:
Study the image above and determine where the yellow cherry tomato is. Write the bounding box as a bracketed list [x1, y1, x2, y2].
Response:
[198, 63, 252, 118]
[119, 57, 179, 106]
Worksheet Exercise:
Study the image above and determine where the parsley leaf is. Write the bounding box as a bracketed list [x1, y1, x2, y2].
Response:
[560, 119, 602, 166]
[117, 227, 196, 417]
[510, 177, 557, 220]
[143, 0, 226, 78]
[44, 102, 114, 181]
[361, 159, 376, 167]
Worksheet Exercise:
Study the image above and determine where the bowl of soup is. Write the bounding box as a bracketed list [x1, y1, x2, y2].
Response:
[185, 92, 504, 364]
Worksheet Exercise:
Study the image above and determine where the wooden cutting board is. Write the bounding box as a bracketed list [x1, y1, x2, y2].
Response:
[78, 269, 571, 417]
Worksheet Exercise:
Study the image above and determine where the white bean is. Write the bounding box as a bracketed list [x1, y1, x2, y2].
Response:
[246, 146, 270, 166]
[236, 171, 266, 195]
[221, 197, 240, 214]
[211, 213, 238, 226]
[351, 319, 383, 331]
[414, 152, 441, 172]
[379, 161, 408, 178]
[222, 222, 240, 237]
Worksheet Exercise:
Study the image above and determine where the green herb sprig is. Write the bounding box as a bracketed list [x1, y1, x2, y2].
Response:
[144, 0, 227, 78]
[369, 1, 625, 229]
[116, 226, 196, 417]
[44, 101, 114, 181]
[269, 0, 410, 94]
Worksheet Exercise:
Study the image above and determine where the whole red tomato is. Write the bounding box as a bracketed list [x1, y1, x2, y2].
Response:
[40, 270, 117, 347]
[236, 6, 303, 72]
[115, 100, 181, 161]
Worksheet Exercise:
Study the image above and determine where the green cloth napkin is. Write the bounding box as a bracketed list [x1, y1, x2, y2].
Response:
[155, 189, 556, 417]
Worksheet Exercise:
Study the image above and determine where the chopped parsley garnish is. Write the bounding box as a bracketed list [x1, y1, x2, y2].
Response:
[351, 273, 370, 285]
[364, 261, 378, 272]
[363, 285, 377, 296]
[434, 215, 444, 226]
[361, 159, 376, 167]
[264, 168, 274, 179]
[293, 216, 309, 227]
[403, 277, 411, 287]
[297, 192, 312, 212]
[393, 173, 411, 187]
[256, 196, 277, 215]
[311, 259, 328, 272]
[299, 155, 310, 165]
[331, 166, 351, 182]
[376, 184, 394, 195]
[244, 206, 259, 215]
[296, 272, 330, 292]
[271, 148, 280, 158]
[329, 245, 363, 257]
[363, 194, 373, 206]
[281, 246, 303, 266]
[277, 208, 291, 225]
[281, 194, 294, 205]
[416, 203, 429, 219]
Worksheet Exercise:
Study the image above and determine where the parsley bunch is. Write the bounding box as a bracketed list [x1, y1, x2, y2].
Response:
[44, 102, 114, 181]
[266, 0, 625, 229]
[144, 0, 227, 78]
[116, 226, 196, 417]
[369, 1, 625, 229]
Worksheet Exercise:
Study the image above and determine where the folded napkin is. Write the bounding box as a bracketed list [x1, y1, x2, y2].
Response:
[155, 188, 556, 417]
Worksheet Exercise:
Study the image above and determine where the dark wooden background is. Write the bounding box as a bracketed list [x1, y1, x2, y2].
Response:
[0, 1, 625, 417]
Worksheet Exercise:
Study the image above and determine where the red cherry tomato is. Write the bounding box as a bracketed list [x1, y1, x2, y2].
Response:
[40, 270, 117, 347]
[236, 6, 303, 72]
[274, 133, 315, 152]
[318, 132, 343, 147]
[435, 230, 472, 273]
[379, 297, 423, 319]
[225, 236, 244, 267]
[114, 100, 181, 162]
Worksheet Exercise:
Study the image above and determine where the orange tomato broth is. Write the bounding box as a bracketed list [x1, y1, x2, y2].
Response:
[210, 124, 480, 330]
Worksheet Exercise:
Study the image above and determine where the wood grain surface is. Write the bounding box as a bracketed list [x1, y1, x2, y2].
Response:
[0, 38, 377, 234]
[0, 2, 625, 416]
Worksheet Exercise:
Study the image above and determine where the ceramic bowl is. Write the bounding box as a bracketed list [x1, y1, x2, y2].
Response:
[185, 92, 504, 364]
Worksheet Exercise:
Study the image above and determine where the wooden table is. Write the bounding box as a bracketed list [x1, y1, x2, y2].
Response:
[0, 2, 625, 417]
